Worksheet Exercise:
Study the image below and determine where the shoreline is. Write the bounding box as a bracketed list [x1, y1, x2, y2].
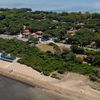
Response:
[0, 67, 78, 100]
[0, 67, 77, 98]
[0, 60, 100, 100]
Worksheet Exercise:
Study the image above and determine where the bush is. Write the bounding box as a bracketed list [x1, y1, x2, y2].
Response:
[58, 69, 65, 74]
[0, 38, 99, 82]
[75, 57, 83, 64]
[71, 45, 84, 54]
[51, 73, 61, 79]
[89, 74, 97, 81]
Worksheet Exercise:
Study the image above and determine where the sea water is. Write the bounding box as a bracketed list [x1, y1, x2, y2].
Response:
[0, 76, 67, 100]
[0, 0, 100, 12]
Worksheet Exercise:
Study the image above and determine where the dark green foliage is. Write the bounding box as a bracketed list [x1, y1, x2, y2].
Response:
[71, 45, 84, 54]
[71, 28, 95, 46]
[0, 38, 99, 81]
[64, 52, 76, 62]
[0, 8, 99, 48]
[0, 38, 98, 77]
[51, 73, 61, 79]
[84, 50, 100, 67]
[89, 73, 97, 81]
[0, 8, 99, 81]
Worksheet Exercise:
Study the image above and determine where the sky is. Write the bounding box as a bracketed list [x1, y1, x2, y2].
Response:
[0, 0, 100, 12]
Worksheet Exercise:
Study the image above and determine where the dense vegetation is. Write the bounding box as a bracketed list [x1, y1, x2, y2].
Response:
[0, 8, 100, 47]
[0, 8, 99, 82]
[0, 38, 99, 82]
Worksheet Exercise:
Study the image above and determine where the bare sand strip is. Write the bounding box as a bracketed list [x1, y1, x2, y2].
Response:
[0, 60, 100, 100]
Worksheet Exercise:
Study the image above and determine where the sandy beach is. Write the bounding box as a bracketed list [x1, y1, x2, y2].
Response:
[0, 59, 100, 100]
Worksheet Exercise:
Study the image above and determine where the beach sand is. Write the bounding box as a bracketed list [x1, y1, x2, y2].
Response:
[0, 59, 100, 100]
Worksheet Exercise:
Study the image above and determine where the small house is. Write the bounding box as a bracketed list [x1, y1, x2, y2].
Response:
[22, 25, 30, 37]
[35, 31, 43, 35]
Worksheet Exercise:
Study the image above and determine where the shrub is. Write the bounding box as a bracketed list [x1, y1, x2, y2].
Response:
[89, 74, 97, 81]
[71, 45, 84, 54]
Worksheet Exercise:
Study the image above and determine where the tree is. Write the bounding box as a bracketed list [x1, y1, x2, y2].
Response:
[93, 55, 100, 66]
[28, 35, 38, 44]
[72, 28, 95, 46]
[95, 33, 100, 48]
[71, 45, 84, 54]
[53, 45, 62, 56]
[64, 52, 76, 61]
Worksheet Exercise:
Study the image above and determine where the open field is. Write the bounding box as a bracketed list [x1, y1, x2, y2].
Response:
[36, 44, 55, 53]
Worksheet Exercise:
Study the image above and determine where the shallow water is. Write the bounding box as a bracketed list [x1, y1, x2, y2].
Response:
[0, 76, 67, 100]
